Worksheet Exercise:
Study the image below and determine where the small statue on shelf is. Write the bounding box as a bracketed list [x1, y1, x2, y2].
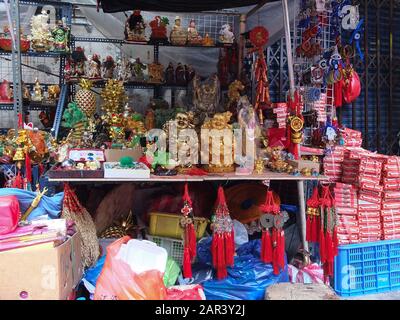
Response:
[202, 33, 214, 46]
[0, 80, 13, 103]
[191, 74, 220, 127]
[125, 10, 147, 42]
[87, 54, 102, 79]
[148, 62, 164, 83]
[165, 63, 175, 85]
[226, 80, 245, 118]
[22, 82, 31, 101]
[145, 108, 155, 130]
[184, 65, 196, 85]
[52, 18, 70, 52]
[170, 16, 187, 46]
[130, 58, 147, 81]
[149, 16, 170, 44]
[187, 19, 202, 45]
[219, 24, 235, 44]
[102, 55, 116, 79]
[175, 63, 186, 86]
[70, 47, 87, 79]
[29, 10, 54, 52]
[31, 78, 43, 102]
[47, 84, 60, 102]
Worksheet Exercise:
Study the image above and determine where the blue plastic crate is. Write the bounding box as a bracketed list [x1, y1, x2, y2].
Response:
[334, 240, 400, 297]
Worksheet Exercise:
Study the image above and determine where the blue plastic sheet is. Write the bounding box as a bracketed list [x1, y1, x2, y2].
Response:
[0, 188, 63, 220]
[195, 238, 289, 300]
[85, 255, 107, 287]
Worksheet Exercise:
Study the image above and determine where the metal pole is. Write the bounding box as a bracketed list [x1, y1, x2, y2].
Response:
[297, 180, 309, 253]
[281, 0, 295, 98]
[10, 0, 23, 130]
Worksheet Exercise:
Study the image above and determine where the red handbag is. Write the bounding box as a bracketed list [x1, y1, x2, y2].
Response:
[343, 67, 361, 104]
[0, 195, 20, 235]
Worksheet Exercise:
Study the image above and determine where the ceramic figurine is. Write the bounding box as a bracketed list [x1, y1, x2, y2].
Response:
[130, 58, 147, 81]
[148, 62, 164, 83]
[125, 10, 147, 42]
[149, 16, 169, 44]
[202, 33, 214, 46]
[219, 24, 235, 44]
[175, 63, 186, 86]
[52, 18, 70, 52]
[102, 55, 116, 79]
[0, 26, 30, 52]
[145, 108, 155, 130]
[0, 80, 13, 103]
[87, 54, 102, 79]
[201, 112, 234, 173]
[187, 19, 202, 45]
[29, 10, 54, 52]
[255, 158, 265, 174]
[31, 78, 43, 102]
[191, 74, 220, 126]
[47, 84, 60, 101]
[22, 82, 31, 101]
[70, 47, 87, 79]
[184, 65, 196, 85]
[165, 63, 175, 85]
[170, 16, 187, 46]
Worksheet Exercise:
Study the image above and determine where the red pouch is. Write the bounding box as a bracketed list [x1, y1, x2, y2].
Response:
[0, 195, 20, 235]
[343, 70, 361, 104]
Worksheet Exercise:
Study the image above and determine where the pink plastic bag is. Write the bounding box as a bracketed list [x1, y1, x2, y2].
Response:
[288, 263, 325, 284]
[94, 236, 167, 300]
[0, 195, 20, 235]
[167, 285, 206, 300]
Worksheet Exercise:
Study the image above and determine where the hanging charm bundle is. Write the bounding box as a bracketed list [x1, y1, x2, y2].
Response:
[259, 190, 287, 275]
[253, 51, 271, 125]
[179, 183, 197, 279]
[306, 187, 321, 243]
[211, 186, 235, 280]
[62, 183, 100, 268]
[318, 184, 338, 281]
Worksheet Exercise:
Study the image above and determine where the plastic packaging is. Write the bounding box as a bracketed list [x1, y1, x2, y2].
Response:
[193, 238, 289, 300]
[0, 195, 20, 235]
[94, 237, 167, 300]
[0, 188, 63, 221]
[163, 258, 181, 287]
[117, 239, 167, 274]
[233, 220, 249, 247]
[166, 284, 206, 300]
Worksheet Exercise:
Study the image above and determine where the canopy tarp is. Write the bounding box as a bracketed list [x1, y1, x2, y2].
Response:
[98, 0, 275, 13]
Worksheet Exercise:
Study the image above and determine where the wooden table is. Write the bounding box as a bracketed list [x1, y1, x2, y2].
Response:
[48, 172, 329, 253]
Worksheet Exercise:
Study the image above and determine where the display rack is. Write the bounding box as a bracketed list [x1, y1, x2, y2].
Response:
[0, 0, 72, 135]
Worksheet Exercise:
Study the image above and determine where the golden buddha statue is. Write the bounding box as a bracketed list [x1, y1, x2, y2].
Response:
[31, 78, 43, 102]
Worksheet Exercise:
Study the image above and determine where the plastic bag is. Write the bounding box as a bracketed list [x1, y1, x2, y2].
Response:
[85, 255, 107, 287]
[194, 238, 289, 300]
[94, 237, 167, 300]
[0, 195, 20, 235]
[166, 284, 206, 300]
[163, 258, 180, 287]
[0, 188, 63, 221]
[233, 220, 248, 247]
[288, 263, 325, 284]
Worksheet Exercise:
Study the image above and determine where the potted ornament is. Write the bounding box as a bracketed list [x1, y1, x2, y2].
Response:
[149, 16, 169, 45]
[125, 10, 147, 43]
[87, 54, 102, 80]
[170, 16, 187, 46]
[29, 10, 54, 52]
[75, 79, 97, 118]
[0, 26, 30, 52]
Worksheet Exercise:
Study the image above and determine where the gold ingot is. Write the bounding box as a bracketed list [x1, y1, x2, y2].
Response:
[13, 147, 25, 161]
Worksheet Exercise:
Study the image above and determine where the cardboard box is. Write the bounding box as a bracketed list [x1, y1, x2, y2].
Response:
[0, 232, 82, 300]
[104, 147, 143, 162]
[287, 159, 320, 172]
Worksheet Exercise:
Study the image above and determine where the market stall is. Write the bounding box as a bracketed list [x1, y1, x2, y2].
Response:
[1, 0, 400, 301]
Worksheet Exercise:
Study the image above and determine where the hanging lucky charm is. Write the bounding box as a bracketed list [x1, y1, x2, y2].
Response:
[289, 115, 304, 145]
[180, 183, 197, 279]
[211, 186, 235, 280]
[306, 187, 321, 243]
[254, 51, 271, 124]
[259, 190, 288, 275]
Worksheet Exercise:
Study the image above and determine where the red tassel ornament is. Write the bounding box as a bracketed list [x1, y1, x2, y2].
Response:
[259, 190, 286, 275]
[319, 184, 338, 281]
[306, 187, 321, 243]
[211, 186, 235, 280]
[180, 183, 197, 279]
